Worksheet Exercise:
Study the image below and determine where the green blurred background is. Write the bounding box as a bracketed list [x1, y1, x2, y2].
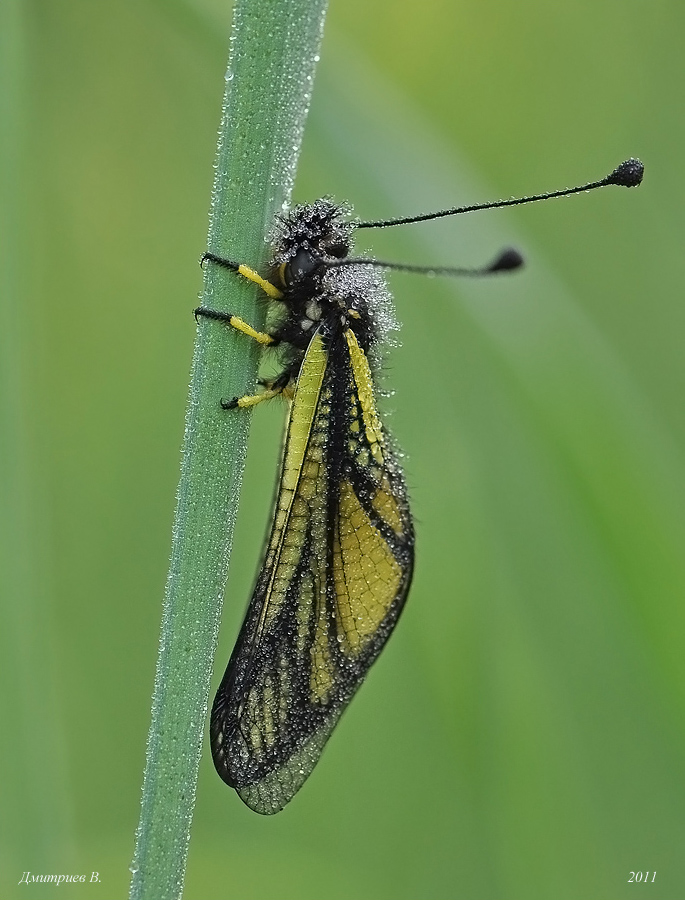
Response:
[2, 0, 684, 897]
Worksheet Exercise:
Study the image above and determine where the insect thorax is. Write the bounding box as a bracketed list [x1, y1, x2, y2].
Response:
[269, 200, 398, 357]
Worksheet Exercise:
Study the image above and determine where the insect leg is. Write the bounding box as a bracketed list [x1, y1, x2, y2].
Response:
[223, 370, 295, 410]
[201, 252, 284, 300]
[194, 306, 277, 346]
[197, 253, 292, 409]
[221, 386, 285, 410]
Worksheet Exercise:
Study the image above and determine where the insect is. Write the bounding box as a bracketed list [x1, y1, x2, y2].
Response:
[196, 158, 643, 815]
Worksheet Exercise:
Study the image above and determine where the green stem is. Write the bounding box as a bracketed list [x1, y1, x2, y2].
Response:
[130, 1, 329, 897]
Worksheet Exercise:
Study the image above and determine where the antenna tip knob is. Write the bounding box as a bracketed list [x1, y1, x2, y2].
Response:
[607, 158, 644, 188]
[489, 247, 524, 272]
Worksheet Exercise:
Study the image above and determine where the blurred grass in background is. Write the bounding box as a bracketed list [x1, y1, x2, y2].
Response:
[2, 0, 684, 898]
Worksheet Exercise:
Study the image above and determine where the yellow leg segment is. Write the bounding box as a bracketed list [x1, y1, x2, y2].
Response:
[225, 387, 284, 410]
[237, 264, 283, 300]
[226, 314, 275, 345]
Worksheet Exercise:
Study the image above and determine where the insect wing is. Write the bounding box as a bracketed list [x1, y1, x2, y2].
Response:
[211, 329, 414, 814]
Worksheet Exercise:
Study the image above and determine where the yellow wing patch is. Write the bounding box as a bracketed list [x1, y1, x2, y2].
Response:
[371, 475, 407, 536]
[259, 333, 327, 634]
[333, 479, 403, 656]
[345, 328, 385, 462]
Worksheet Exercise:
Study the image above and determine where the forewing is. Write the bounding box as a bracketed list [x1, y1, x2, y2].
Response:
[210, 329, 414, 814]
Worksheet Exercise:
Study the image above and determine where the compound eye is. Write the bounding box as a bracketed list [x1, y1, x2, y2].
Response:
[283, 248, 320, 286]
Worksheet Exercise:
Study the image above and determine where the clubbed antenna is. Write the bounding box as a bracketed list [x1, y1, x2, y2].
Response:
[356, 159, 644, 230]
